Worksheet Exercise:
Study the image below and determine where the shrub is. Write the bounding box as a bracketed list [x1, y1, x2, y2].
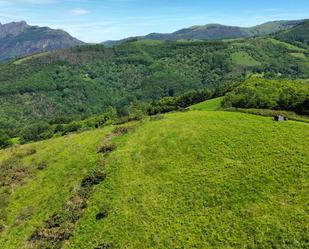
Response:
[81, 169, 106, 188]
[13, 206, 34, 226]
[97, 143, 117, 154]
[112, 126, 134, 135]
[0, 155, 28, 187]
[61, 122, 82, 135]
[94, 242, 112, 249]
[37, 161, 48, 170]
[150, 115, 165, 121]
[148, 89, 214, 115]
[20, 122, 54, 144]
[96, 205, 109, 220]
[14, 147, 36, 158]
[0, 131, 12, 149]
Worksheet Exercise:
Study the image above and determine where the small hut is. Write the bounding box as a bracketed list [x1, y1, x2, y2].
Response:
[274, 115, 288, 122]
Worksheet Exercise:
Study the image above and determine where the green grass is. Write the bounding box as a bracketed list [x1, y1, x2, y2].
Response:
[13, 52, 50, 65]
[132, 40, 164, 46]
[230, 51, 261, 67]
[65, 111, 308, 249]
[189, 97, 223, 111]
[0, 127, 112, 249]
[0, 111, 308, 248]
[290, 52, 307, 59]
[224, 107, 309, 124]
[267, 38, 307, 52]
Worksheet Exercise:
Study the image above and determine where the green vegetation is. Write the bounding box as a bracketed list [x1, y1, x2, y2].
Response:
[230, 51, 261, 67]
[222, 78, 309, 115]
[0, 131, 11, 149]
[0, 110, 307, 248]
[189, 97, 223, 111]
[290, 52, 306, 59]
[0, 19, 308, 249]
[0, 35, 308, 136]
[275, 20, 309, 48]
[13, 52, 50, 65]
[224, 108, 309, 123]
[0, 127, 112, 248]
[106, 20, 301, 45]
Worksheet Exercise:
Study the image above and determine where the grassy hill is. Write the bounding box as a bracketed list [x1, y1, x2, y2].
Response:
[189, 97, 223, 111]
[0, 109, 308, 248]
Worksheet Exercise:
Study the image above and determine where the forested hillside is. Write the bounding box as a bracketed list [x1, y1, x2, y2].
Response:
[222, 78, 309, 114]
[0, 37, 308, 133]
[275, 20, 309, 48]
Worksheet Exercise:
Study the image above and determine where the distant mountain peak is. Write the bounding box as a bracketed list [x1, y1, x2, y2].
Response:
[0, 20, 30, 38]
[0, 21, 84, 62]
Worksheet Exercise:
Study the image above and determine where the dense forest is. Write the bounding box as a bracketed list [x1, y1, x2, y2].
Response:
[0, 38, 308, 129]
[222, 78, 309, 114]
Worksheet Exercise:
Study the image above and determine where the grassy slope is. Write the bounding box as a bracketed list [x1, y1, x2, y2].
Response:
[230, 51, 261, 67]
[0, 127, 112, 249]
[13, 52, 50, 65]
[189, 97, 223, 111]
[267, 38, 306, 52]
[0, 111, 308, 248]
[68, 111, 308, 249]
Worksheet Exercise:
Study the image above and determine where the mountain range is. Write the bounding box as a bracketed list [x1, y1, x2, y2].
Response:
[102, 20, 303, 46]
[0, 19, 306, 62]
[0, 21, 83, 62]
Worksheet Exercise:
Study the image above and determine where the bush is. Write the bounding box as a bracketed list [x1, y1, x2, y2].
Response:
[81, 169, 106, 188]
[97, 143, 117, 154]
[20, 122, 54, 144]
[0, 155, 28, 187]
[61, 122, 82, 135]
[112, 126, 134, 135]
[0, 131, 11, 149]
[96, 205, 109, 220]
[150, 114, 165, 121]
[37, 161, 48, 170]
[94, 242, 112, 249]
[148, 89, 214, 115]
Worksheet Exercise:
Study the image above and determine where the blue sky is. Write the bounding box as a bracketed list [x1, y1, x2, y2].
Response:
[0, 0, 308, 42]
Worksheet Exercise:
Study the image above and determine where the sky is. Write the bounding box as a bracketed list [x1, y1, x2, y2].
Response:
[0, 0, 308, 43]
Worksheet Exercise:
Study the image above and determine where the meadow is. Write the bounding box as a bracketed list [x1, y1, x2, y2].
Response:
[189, 97, 223, 111]
[0, 109, 307, 249]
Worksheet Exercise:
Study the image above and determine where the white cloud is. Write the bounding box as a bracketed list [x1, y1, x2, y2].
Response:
[69, 8, 90, 16]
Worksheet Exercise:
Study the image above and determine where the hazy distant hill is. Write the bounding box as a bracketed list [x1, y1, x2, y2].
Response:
[275, 20, 309, 47]
[103, 20, 302, 45]
[0, 21, 83, 62]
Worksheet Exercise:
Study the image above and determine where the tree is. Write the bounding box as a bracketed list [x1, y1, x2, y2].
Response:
[0, 131, 11, 149]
